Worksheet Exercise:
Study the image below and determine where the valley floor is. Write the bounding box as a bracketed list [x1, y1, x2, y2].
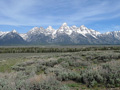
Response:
[0, 46, 120, 90]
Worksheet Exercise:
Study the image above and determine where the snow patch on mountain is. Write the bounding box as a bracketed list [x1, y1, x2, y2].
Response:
[20, 34, 28, 40]
[0, 23, 120, 44]
[57, 23, 73, 35]
[0, 31, 9, 35]
[0, 31, 9, 38]
[104, 31, 120, 40]
[46, 26, 55, 36]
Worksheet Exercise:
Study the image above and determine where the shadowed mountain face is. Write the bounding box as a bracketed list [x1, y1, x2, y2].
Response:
[0, 23, 120, 45]
[0, 30, 26, 45]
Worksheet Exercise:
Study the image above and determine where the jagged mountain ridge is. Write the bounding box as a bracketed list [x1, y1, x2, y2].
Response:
[0, 23, 120, 45]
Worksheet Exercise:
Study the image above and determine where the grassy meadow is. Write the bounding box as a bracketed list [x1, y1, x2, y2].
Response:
[0, 46, 120, 90]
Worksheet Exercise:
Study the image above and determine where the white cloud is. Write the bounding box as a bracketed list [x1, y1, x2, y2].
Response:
[0, 0, 120, 26]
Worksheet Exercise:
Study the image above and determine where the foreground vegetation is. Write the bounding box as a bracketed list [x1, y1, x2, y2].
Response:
[0, 46, 120, 90]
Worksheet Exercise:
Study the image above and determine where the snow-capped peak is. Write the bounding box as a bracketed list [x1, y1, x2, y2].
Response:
[79, 25, 100, 35]
[46, 26, 54, 31]
[1, 24, 120, 45]
[70, 25, 100, 38]
[62, 22, 67, 26]
[70, 25, 78, 30]
[29, 27, 39, 33]
[71, 25, 77, 28]
[40, 27, 44, 30]
[105, 31, 120, 35]
[59, 23, 69, 30]
[57, 22, 73, 35]
[11, 29, 17, 33]
[28, 27, 45, 35]
[103, 31, 120, 40]
[80, 25, 88, 30]
[33, 27, 39, 30]
[45, 26, 56, 36]
[59, 22, 69, 29]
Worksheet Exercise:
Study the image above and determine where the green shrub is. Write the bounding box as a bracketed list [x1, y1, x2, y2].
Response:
[80, 61, 120, 87]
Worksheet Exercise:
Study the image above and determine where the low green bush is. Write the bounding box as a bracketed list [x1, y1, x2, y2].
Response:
[80, 61, 120, 87]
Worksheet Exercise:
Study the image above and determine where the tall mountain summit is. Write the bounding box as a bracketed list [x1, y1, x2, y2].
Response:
[0, 23, 120, 45]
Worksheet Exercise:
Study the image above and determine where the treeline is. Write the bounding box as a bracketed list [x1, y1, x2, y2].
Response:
[0, 46, 120, 53]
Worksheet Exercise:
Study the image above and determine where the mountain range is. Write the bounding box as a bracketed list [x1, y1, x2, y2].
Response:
[0, 23, 120, 45]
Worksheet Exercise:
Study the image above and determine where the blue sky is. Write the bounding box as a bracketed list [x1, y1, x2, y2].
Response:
[0, 0, 120, 33]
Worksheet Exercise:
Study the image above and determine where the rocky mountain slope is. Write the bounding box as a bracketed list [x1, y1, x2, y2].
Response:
[0, 23, 120, 45]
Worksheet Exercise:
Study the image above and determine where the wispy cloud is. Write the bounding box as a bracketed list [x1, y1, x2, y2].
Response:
[0, 0, 120, 27]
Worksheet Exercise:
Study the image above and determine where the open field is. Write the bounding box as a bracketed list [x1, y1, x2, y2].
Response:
[0, 46, 120, 90]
